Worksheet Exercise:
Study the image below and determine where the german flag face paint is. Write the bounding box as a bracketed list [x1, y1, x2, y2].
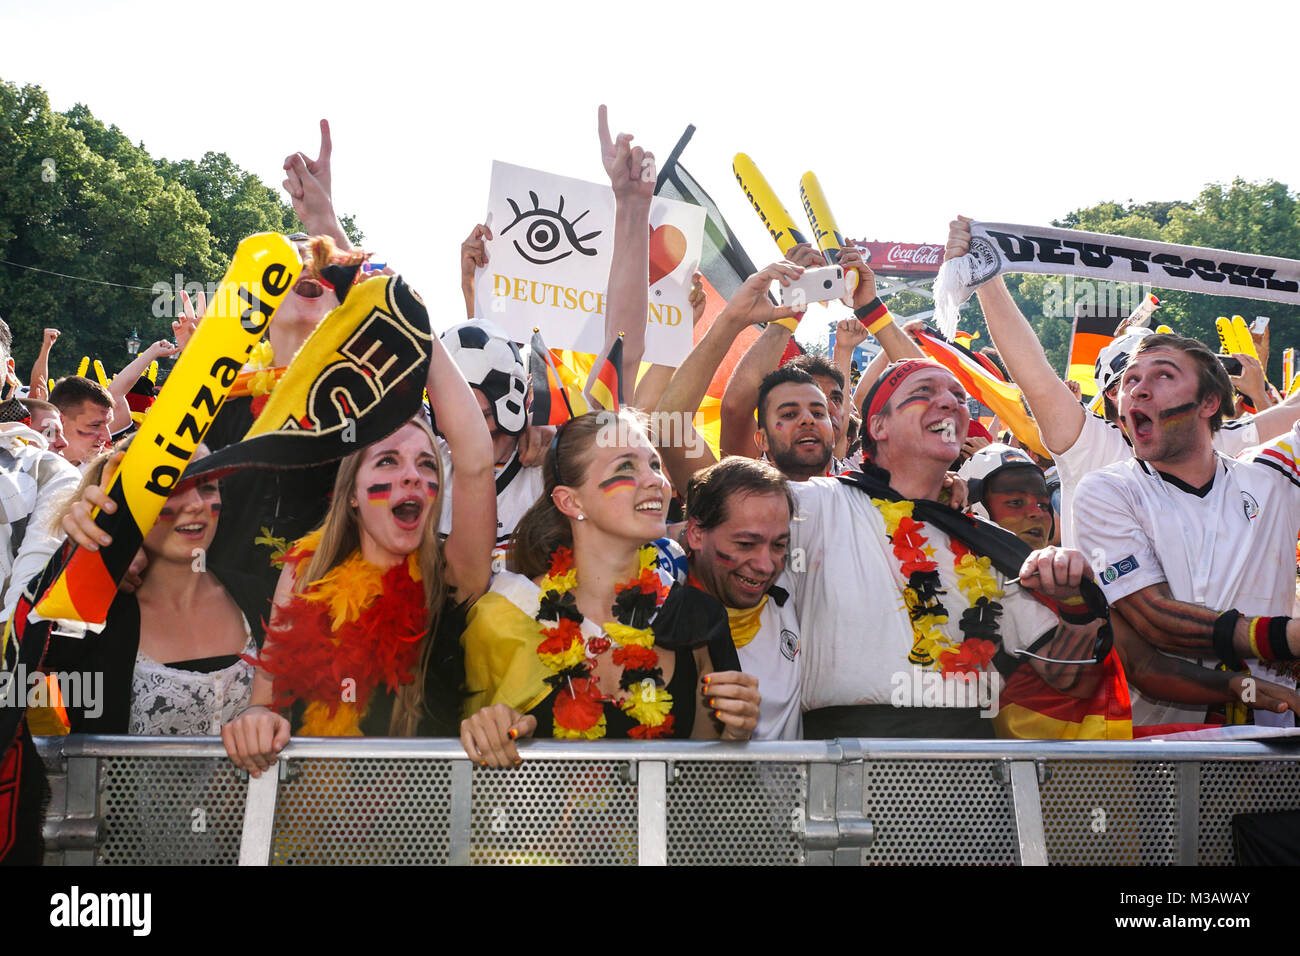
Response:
[599, 475, 637, 496]
[366, 482, 393, 506]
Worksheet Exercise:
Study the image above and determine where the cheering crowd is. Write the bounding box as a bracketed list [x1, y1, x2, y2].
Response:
[4, 108, 1300, 862]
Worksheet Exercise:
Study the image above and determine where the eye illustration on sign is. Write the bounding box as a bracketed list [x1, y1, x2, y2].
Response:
[502, 191, 602, 265]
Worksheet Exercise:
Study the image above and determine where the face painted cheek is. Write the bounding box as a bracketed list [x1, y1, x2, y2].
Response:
[894, 395, 930, 413]
[713, 549, 739, 568]
[425, 480, 440, 500]
[365, 482, 393, 506]
[598, 475, 636, 496]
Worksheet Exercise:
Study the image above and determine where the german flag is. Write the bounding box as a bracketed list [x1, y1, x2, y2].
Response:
[528, 329, 574, 426]
[584, 335, 624, 411]
[914, 328, 1050, 459]
[996, 649, 1133, 740]
[1067, 312, 1120, 399]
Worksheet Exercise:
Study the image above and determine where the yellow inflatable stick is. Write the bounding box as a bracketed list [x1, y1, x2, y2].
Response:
[76, 356, 89, 378]
[34, 234, 300, 625]
[92, 360, 108, 389]
[147, 360, 158, 385]
[733, 153, 807, 256]
[1155, 325, 1174, 335]
[1215, 316, 1239, 357]
[1231, 315, 1259, 362]
[1284, 348, 1295, 397]
[798, 171, 846, 261]
[1290, 371, 1300, 398]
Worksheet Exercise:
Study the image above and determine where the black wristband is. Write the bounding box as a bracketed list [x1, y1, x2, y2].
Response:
[853, 297, 886, 321]
[1268, 616, 1293, 661]
[1213, 609, 1243, 669]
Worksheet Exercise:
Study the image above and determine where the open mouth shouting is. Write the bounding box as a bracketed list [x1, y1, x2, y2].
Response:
[389, 494, 425, 531]
[1126, 409, 1154, 443]
[293, 275, 326, 299]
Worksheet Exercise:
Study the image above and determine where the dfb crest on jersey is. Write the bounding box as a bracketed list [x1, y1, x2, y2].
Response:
[442, 319, 527, 436]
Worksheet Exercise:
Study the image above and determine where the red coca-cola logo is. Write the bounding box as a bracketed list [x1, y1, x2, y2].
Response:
[849, 240, 943, 275]
[886, 244, 942, 265]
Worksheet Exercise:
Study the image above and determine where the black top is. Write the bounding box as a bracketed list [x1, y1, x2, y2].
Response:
[42, 564, 270, 734]
[203, 396, 340, 604]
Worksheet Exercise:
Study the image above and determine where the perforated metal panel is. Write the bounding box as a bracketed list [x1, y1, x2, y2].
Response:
[859, 759, 1018, 864]
[1040, 760, 1178, 865]
[1197, 760, 1300, 865]
[271, 758, 453, 864]
[666, 761, 806, 865]
[99, 756, 246, 865]
[469, 759, 637, 864]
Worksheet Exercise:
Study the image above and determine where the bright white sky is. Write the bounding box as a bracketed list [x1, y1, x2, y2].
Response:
[2, 0, 1296, 341]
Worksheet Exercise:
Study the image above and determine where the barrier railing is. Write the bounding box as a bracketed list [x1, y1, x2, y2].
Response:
[35, 735, 1300, 865]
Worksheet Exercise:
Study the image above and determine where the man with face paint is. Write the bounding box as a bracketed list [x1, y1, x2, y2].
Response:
[1075, 333, 1300, 728]
[945, 216, 1300, 549]
[787, 358, 1109, 739]
[683, 457, 802, 740]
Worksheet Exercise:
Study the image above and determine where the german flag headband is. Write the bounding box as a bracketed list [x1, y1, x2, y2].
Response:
[862, 359, 943, 422]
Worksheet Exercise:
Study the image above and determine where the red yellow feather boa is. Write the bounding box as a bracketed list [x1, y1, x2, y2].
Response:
[252, 529, 427, 735]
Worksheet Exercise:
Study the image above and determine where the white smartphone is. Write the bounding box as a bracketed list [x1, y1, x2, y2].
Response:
[779, 265, 859, 310]
[1253, 316, 1270, 334]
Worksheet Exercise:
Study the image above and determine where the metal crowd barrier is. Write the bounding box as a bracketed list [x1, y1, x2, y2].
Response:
[34, 735, 1300, 865]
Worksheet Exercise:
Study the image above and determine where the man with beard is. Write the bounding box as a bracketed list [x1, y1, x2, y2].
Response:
[683, 456, 802, 739]
[789, 359, 1109, 738]
[1075, 333, 1300, 728]
[753, 365, 836, 482]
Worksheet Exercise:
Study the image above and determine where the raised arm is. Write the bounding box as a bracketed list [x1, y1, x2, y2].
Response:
[282, 119, 350, 250]
[946, 217, 1084, 454]
[28, 328, 58, 400]
[654, 263, 801, 493]
[460, 223, 492, 320]
[108, 339, 177, 432]
[428, 332, 495, 604]
[596, 105, 654, 385]
[836, 247, 923, 364]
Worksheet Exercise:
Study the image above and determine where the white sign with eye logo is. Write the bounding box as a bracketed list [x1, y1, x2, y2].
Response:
[474, 160, 704, 366]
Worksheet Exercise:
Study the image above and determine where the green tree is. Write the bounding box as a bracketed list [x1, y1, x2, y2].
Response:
[0, 77, 364, 380]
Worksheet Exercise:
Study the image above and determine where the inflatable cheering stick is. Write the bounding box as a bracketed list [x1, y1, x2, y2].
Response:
[733, 153, 806, 257]
[33, 233, 300, 626]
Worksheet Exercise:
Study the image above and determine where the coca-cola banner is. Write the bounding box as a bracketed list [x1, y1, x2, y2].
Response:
[933, 220, 1300, 339]
[846, 239, 943, 277]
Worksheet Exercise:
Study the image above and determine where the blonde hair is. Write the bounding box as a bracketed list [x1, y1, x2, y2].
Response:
[294, 417, 450, 736]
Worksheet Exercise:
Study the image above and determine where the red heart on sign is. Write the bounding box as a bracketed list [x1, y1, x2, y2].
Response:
[649, 224, 686, 285]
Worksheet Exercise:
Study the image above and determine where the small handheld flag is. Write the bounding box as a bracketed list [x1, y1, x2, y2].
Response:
[584, 334, 624, 411]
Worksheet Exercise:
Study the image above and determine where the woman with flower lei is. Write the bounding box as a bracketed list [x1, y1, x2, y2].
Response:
[459, 410, 760, 767]
[223, 326, 497, 776]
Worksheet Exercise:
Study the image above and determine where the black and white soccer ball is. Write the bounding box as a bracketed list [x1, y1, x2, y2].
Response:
[441, 319, 528, 435]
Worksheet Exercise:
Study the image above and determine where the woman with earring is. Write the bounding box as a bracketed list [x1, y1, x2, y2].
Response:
[459, 410, 760, 767]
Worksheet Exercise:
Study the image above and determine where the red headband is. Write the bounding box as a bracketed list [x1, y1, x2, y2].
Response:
[864, 359, 943, 422]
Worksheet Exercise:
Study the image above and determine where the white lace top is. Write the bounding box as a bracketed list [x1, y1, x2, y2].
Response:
[128, 630, 257, 736]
